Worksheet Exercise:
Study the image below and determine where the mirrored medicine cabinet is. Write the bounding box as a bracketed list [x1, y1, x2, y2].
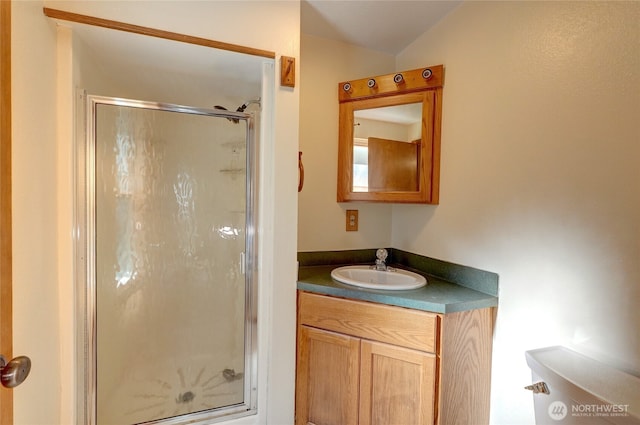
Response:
[337, 65, 443, 203]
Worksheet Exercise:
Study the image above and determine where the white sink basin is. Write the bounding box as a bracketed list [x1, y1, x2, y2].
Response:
[330, 265, 427, 290]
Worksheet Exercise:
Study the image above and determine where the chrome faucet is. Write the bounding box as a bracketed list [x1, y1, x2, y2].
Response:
[374, 248, 388, 271]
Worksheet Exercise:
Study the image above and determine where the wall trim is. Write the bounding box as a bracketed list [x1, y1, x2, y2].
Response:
[0, 0, 13, 422]
[43, 7, 276, 59]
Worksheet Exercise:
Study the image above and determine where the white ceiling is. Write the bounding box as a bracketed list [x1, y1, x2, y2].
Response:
[301, 0, 462, 55]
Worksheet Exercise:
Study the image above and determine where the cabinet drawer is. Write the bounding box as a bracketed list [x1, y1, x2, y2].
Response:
[298, 291, 438, 352]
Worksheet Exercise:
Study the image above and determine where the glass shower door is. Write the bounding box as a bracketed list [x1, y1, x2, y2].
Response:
[86, 96, 257, 425]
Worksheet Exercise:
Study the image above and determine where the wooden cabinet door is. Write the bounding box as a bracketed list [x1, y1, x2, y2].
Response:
[296, 326, 360, 425]
[359, 340, 436, 425]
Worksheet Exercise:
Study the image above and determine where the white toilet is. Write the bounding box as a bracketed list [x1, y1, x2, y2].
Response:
[525, 346, 640, 424]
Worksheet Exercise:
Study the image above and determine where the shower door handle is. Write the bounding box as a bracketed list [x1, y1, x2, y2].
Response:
[0, 354, 31, 388]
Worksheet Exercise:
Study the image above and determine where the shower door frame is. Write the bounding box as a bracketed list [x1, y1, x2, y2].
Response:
[75, 93, 259, 425]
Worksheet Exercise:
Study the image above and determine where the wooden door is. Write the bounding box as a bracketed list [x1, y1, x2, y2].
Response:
[0, 0, 12, 423]
[367, 137, 419, 192]
[359, 340, 436, 425]
[296, 326, 360, 425]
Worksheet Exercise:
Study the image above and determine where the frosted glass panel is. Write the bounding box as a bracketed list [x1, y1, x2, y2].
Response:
[94, 103, 249, 424]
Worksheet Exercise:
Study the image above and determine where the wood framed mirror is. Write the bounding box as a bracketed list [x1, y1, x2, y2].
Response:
[337, 65, 443, 203]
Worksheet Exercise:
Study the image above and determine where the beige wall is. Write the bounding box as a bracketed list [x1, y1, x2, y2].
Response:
[13, 1, 299, 424]
[395, 2, 639, 423]
[299, 2, 639, 423]
[298, 35, 395, 251]
[11, 1, 61, 422]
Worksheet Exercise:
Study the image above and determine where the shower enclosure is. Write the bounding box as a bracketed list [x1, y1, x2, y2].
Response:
[77, 94, 258, 425]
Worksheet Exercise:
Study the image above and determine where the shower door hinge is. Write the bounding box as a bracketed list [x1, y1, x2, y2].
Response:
[240, 252, 246, 275]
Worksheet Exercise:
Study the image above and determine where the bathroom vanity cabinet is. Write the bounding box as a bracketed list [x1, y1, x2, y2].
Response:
[295, 291, 494, 425]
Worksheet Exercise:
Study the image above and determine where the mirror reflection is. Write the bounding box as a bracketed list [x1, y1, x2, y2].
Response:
[337, 65, 443, 204]
[352, 103, 422, 192]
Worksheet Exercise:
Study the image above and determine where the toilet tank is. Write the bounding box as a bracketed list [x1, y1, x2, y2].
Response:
[525, 346, 640, 425]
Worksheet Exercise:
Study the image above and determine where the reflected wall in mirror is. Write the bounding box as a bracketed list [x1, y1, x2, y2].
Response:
[337, 65, 443, 203]
[353, 103, 421, 192]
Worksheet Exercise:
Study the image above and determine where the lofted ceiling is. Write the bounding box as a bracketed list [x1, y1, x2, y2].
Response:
[301, 0, 462, 55]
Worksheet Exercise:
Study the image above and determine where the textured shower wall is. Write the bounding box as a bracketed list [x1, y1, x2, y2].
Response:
[95, 106, 248, 423]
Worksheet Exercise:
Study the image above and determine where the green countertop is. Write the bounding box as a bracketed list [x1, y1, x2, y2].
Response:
[298, 247, 498, 313]
[297, 265, 498, 314]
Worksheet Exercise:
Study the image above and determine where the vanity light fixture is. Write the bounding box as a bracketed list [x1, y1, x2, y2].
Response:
[422, 68, 433, 80]
[367, 78, 376, 88]
[393, 73, 404, 84]
[342, 82, 352, 92]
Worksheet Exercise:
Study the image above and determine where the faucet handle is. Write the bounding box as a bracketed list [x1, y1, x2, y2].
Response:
[376, 248, 388, 262]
